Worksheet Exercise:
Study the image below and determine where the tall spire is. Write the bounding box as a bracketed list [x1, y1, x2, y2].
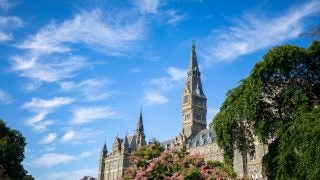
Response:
[188, 40, 199, 72]
[136, 106, 144, 133]
[135, 107, 146, 148]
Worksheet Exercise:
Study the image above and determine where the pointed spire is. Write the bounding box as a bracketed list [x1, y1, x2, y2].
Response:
[121, 133, 129, 153]
[188, 40, 199, 72]
[101, 142, 108, 156]
[136, 106, 144, 133]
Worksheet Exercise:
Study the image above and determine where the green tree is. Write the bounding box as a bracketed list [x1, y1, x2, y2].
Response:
[0, 120, 27, 180]
[212, 40, 320, 179]
[211, 82, 256, 178]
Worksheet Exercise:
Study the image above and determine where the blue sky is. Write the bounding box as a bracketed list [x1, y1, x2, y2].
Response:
[0, 0, 319, 179]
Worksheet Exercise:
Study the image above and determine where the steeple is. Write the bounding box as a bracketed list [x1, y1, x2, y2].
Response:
[101, 142, 108, 156]
[135, 107, 146, 148]
[136, 106, 144, 133]
[181, 41, 207, 139]
[188, 40, 199, 72]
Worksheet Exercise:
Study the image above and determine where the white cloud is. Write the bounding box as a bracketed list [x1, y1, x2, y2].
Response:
[59, 78, 115, 102]
[201, 1, 320, 64]
[143, 67, 186, 106]
[0, 16, 23, 42]
[11, 9, 145, 84]
[31, 149, 98, 168]
[61, 128, 104, 144]
[143, 91, 169, 105]
[23, 97, 73, 131]
[39, 133, 57, 144]
[135, 0, 160, 14]
[45, 168, 97, 180]
[11, 54, 88, 83]
[71, 107, 118, 125]
[17, 10, 145, 56]
[61, 130, 75, 142]
[32, 153, 76, 167]
[0, 89, 12, 104]
[148, 67, 186, 91]
[23, 97, 74, 111]
[165, 10, 186, 26]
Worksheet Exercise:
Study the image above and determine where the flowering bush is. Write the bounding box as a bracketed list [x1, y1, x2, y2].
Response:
[123, 143, 236, 179]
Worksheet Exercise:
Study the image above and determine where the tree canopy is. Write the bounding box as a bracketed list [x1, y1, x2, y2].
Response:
[211, 40, 320, 179]
[0, 120, 27, 180]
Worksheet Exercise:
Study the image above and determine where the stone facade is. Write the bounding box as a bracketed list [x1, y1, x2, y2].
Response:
[98, 42, 265, 180]
[98, 112, 146, 180]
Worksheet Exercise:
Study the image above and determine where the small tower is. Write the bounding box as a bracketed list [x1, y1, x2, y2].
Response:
[112, 135, 121, 154]
[98, 142, 107, 180]
[181, 41, 207, 139]
[122, 134, 129, 153]
[135, 108, 146, 148]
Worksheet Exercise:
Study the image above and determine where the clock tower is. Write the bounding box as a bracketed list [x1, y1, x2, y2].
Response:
[181, 41, 207, 139]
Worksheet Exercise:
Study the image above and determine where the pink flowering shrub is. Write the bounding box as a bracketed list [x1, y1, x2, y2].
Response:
[123, 142, 236, 180]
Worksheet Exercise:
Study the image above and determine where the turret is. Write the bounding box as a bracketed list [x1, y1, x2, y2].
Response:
[112, 135, 121, 153]
[122, 134, 129, 153]
[98, 142, 107, 180]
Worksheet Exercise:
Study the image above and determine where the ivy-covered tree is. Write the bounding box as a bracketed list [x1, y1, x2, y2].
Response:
[0, 120, 27, 180]
[212, 40, 320, 179]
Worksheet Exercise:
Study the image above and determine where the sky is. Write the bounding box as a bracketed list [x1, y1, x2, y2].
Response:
[0, 0, 319, 179]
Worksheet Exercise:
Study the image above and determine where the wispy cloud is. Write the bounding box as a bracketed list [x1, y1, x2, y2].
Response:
[23, 97, 74, 111]
[30, 149, 99, 168]
[0, 89, 12, 104]
[17, 10, 145, 56]
[142, 67, 186, 105]
[60, 128, 103, 144]
[11, 55, 88, 83]
[0, 16, 23, 42]
[71, 106, 118, 125]
[201, 0, 320, 64]
[23, 97, 74, 131]
[31, 153, 76, 167]
[11, 9, 146, 85]
[59, 78, 115, 102]
[135, 0, 160, 14]
[148, 67, 186, 91]
[142, 91, 169, 105]
[39, 133, 57, 144]
[45, 168, 97, 180]
[165, 10, 186, 26]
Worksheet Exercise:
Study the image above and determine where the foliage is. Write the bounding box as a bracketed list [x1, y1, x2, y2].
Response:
[123, 144, 236, 179]
[211, 40, 320, 179]
[0, 120, 27, 180]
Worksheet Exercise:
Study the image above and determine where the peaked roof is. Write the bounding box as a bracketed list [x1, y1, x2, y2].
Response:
[188, 41, 199, 72]
[136, 108, 144, 133]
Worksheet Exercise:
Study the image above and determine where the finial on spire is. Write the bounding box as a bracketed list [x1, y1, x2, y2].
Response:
[192, 40, 196, 50]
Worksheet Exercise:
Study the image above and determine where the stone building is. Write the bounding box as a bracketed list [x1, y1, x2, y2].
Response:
[98, 42, 266, 180]
[98, 111, 146, 180]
